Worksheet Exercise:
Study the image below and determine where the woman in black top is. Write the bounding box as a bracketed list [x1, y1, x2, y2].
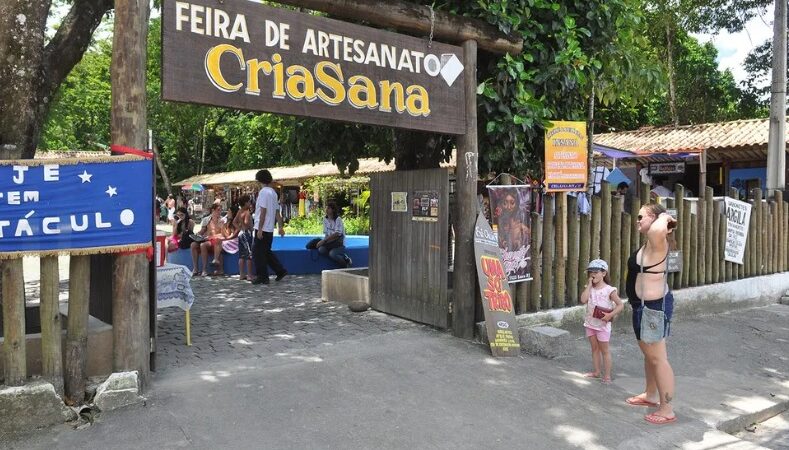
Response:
[624, 202, 678, 425]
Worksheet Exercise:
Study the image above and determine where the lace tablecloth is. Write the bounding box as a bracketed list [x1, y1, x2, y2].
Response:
[156, 263, 194, 311]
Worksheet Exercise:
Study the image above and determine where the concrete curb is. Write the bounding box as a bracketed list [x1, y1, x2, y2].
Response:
[716, 399, 789, 435]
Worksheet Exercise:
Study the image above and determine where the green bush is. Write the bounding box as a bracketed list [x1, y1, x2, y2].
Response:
[284, 211, 370, 236]
[343, 215, 370, 236]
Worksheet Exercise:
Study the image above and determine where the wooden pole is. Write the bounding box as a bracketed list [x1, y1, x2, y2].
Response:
[673, 184, 685, 289]
[567, 195, 579, 304]
[111, 0, 151, 388]
[152, 143, 172, 197]
[579, 210, 591, 297]
[601, 181, 612, 266]
[712, 200, 721, 283]
[541, 193, 554, 309]
[555, 193, 566, 307]
[2, 259, 26, 386]
[681, 198, 691, 288]
[689, 210, 698, 286]
[610, 195, 623, 292]
[451, 40, 478, 339]
[591, 195, 601, 258]
[64, 255, 90, 405]
[783, 200, 788, 272]
[529, 212, 542, 312]
[754, 189, 763, 275]
[40, 256, 63, 394]
[272, 0, 524, 55]
[621, 213, 631, 294]
[705, 187, 714, 284]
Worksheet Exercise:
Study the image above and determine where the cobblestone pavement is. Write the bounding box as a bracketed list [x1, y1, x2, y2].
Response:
[154, 274, 419, 371]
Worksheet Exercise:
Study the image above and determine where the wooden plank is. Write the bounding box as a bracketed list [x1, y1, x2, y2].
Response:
[712, 200, 721, 283]
[579, 210, 591, 297]
[65, 255, 90, 405]
[689, 210, 698, 286]
[705, 187, 714, 284]
[753, 189, 763, 275]
[567, 195, 579, 305]
[601, 181, 612, 266]
[529, 212, 542, 311]
[451, 40, 478, 338]
[40, 256, 64, 394]
[673, 185, 684, 289]
[541, 193, 554, 309]
[610, 195, 623, 292]
[2, 258, 26, 386]
[591, 195, 601, 259]
[681, 199, 692, 288]
[621, 212, 631, 294]
[555, 193, 566, 307]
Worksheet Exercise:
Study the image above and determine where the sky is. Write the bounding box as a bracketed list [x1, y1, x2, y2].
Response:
[692, 4, 775, 85]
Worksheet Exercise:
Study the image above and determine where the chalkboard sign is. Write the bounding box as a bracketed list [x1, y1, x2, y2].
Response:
[667, 250, 682, 273]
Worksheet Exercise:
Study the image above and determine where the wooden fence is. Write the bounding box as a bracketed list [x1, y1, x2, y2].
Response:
[509, 182, 789, 314]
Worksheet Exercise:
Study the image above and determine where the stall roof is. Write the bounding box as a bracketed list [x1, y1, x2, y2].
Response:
[593, 118, 789, 165]
[176, 152, 457, 187]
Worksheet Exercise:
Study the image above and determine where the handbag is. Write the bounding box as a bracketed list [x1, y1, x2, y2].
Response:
[592, 305, 613, 320]
[305, 238, 321, 250]
[639, 248, 667, 344]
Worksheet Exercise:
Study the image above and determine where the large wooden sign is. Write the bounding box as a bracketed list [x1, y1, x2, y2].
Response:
[162, 0, 466, 134]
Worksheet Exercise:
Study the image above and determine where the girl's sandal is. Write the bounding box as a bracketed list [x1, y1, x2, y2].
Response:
[583, 372, 601, 378]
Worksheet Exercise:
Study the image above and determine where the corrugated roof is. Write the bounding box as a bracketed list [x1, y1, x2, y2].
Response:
[593, 118, 788, 155]
[177, 151, 457, 187]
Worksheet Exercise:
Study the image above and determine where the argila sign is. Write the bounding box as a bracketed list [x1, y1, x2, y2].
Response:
[162, 0, 466, 134]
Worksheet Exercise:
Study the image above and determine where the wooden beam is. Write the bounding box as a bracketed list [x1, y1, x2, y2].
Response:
[273, 0, 523, 55]
[451, 40, 478, 339]
[2, 259, 26, 386]
[111, 0, 151, 390]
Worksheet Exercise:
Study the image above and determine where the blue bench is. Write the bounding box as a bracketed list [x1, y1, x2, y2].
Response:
[166, 235, 369, 275]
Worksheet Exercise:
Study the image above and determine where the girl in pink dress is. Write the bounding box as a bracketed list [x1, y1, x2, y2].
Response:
[580, 259, 624, 384]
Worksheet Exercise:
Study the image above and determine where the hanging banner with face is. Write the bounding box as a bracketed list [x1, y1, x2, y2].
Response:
[0, 156, 153, 257]
[724, 197, 752, 265]
[474, 214, 520, 357]
[162, 0, 465, 134]
[544, 120, 588, 192]
[486, 185, 532, 282]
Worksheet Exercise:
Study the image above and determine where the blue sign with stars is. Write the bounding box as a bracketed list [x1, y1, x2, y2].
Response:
[0, 156, 153, 256]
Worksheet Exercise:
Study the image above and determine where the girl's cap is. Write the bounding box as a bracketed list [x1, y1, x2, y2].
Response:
[587, 259, 608, 271]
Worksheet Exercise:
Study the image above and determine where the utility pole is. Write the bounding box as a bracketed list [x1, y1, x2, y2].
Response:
[767, 0, 787, 195]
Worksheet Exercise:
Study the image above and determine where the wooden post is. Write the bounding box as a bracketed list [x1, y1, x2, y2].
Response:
[673, 185, 685, 289]
[753, 189, 763, 275]
[705, 187, 714, 284]
[610, 195, 622, 291]
[555, 193, 566, 307]
[746, 191, 755, 277]
[699, 149, 707, 201]
[40, 256, 63, 394]
[591, 195, 601, 258]
[681, 198, 691, 288]
[111, 0, 151, 388]
[65, 256, 90, 405]
[689, 210, 698, 286]
[567, 195, 579, 304]
[451, 40, 478, 339]
[601, 181, 612, 266]
[697, 191, 706, 285]
[712, 200, 721, 283]
[579, 210, 591, 296]
[770, 201, 777, 274]
[621, 213, 631, 294]
[783, 200, 788, 272]
[529, 212, 542, 311]
[665, 197, 675, 288]
[541, 193, 554, 309]
[2, 259, 26, 386]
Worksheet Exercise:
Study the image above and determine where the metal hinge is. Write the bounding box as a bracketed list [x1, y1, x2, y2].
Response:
[448, 302, 453, 314]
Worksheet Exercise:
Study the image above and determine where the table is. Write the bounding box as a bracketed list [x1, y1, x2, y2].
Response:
[156, 263, 195, 346]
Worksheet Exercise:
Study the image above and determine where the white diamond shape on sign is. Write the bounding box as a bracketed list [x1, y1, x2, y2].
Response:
[439, 54, 464, 87]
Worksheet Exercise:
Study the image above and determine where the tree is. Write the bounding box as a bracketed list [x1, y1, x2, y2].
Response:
[0, 0, 114, 159]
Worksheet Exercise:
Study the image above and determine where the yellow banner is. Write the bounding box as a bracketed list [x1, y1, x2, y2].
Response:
[544, 120, 588, 192]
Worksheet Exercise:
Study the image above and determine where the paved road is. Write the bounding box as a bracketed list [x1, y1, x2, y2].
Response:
[5, 296, 788, 449]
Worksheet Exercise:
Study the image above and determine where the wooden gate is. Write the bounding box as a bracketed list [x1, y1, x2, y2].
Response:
[369, 169, 449, 328]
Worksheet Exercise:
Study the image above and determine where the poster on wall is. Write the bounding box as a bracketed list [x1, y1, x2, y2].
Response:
[162, 0, 465, 134]
[724, 197, 752, 264]
[486, 185, 532, 282]
[391, 192, 407, 212]
[411, 190, 439, 222]
[0, 156, 153, 257]
[473, 214, 520, 357]
[544, 120, 588, 192]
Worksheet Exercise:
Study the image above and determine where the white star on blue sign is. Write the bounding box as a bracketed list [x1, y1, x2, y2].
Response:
[106, 186, 118, 197]
[78, 170, 92, 183]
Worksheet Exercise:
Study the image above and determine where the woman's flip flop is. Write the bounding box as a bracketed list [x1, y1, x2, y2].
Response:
[626, 396, 659, 407]
[645, 413, 676, 425]
[583, 372, 600, 378]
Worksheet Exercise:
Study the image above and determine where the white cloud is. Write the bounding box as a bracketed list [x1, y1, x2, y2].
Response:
[692, 4, 774, 85]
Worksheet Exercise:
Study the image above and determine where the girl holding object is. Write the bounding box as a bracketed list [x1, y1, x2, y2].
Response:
[580, 259, 624, 384]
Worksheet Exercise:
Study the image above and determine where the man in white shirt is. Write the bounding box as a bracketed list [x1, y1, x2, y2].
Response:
[252, 169, 287, 284]
[650, 177, 674, 199]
